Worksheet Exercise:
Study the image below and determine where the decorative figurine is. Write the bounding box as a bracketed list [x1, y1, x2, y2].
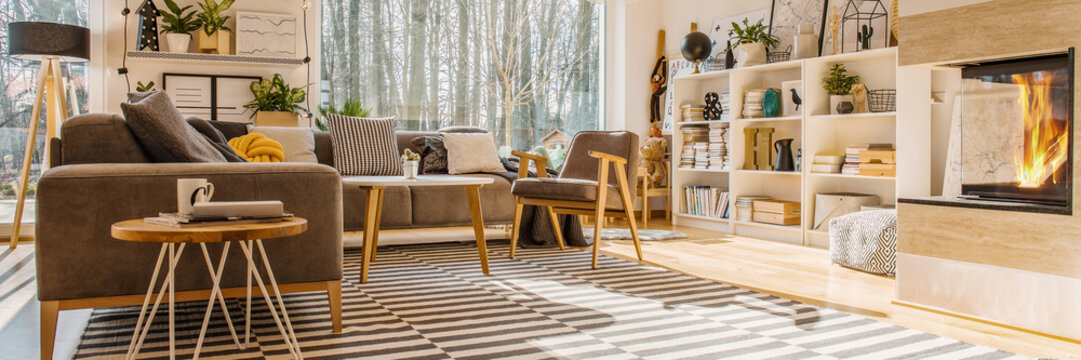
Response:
[137, 0, 161, 51]
[762, 88, 781, 118]
[704, 92, 722, 120]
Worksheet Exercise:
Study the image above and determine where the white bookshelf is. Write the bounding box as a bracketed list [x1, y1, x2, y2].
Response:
[669, 47, 932, 247]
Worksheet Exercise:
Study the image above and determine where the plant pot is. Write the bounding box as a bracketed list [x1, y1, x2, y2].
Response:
[164, 33, 191, 53]
[198, 30, 231, 54]
[734, 42, 767, 68]
[254, 111, 299, 127]
[402, 160, 419, 179]
[829, 95, 855, 115]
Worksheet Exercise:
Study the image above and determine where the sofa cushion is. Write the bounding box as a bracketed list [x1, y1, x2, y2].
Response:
[314, 131, 334, 166]
[512, 177, 623, 209]
[443, 133, 507, 174]
[121, 91, 227, 163]
[327, 114, 402, 175]
[60, 113, 151, 165]
[187, 118, 248, 162]
[410, 135, 448, 174]
[249, 126, 319, 163]
[206, 120, 249, 140]
[342, 186, 412, 230]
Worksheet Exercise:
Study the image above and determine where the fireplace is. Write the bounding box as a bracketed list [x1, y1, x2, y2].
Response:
[960, 50, 1075, 209]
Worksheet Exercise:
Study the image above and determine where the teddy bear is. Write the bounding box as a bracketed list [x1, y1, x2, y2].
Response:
[640, 135, 668, 188]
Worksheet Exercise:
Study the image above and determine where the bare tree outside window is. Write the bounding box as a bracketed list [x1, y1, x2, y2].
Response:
[321, 0, 602, 151]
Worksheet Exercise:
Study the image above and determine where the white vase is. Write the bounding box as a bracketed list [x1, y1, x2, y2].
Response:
[830, 95, 855, 114]
[164, 33, 191, 53]
[403, 160, 419, 179]
[793, 23, 818, 59]
[734, 42, 767, 68]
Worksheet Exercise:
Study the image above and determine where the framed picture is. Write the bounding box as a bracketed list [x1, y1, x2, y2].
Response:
[707, 8, 772, 59]
[769, 0, 828, 56]
[235, 11, 298, 58]
[781, 80, 803, 117]
[662, 59, 697, 132]
[162, 73, 262, 122]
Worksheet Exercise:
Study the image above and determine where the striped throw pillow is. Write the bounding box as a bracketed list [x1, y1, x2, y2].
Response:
[326, 114, 402, 175]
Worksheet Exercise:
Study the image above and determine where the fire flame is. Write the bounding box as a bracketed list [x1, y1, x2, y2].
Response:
[1012, 72, 1069, 188]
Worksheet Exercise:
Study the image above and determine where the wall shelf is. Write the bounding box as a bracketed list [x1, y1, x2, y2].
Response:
[126, 51, 305, 67]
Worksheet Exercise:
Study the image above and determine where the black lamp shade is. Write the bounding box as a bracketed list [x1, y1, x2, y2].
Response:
[8, 22, 90, 62]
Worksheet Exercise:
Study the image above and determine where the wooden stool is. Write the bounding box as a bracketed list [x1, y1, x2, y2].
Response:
[637, 163, 671, 228]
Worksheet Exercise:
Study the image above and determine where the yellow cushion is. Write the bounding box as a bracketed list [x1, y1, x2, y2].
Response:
[228, 133, 284, 163]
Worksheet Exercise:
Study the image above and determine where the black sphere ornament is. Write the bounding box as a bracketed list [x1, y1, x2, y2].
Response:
[681, 31, 713, 73]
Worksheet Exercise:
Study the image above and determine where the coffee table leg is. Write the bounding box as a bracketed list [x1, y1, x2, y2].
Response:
[361, 186, 383, 283]
[245, 240, 252, 347]
[127, 244, 168, 359]
[465, 185, 490, 275]
[371, 188, 384, 262]
[238, 240, 300, 359]
[130, 243, 185, 360]
[194, 242, 242, 358]
[256, 240, 302, 357]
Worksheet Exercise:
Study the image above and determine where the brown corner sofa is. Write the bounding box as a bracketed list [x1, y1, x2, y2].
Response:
[35, 113, 517, 358]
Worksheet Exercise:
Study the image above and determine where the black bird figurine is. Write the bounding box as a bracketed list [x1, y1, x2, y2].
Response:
[790, 88, 802, 111]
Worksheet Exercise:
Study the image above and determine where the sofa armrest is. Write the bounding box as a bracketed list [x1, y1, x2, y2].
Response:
[35, 162, 343, 301]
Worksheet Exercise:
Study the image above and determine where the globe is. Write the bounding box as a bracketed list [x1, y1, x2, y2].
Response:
[681, 31, 713, 62]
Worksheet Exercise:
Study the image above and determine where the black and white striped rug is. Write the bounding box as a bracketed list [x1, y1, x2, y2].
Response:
[75, 242, 1025, 359]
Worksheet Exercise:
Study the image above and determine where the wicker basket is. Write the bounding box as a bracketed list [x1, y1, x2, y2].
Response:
[702, 56, 726, 72]
[767, 51, 791, 64]
[867, 89, 897, 112]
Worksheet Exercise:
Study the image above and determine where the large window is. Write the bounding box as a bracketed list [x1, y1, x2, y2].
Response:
[321, 0, 603, 151]
[0, 0, 87, 220]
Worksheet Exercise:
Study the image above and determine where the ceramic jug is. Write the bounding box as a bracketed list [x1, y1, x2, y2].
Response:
[774, 138, 795, 172]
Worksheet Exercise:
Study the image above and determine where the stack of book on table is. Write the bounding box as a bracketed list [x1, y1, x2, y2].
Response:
[146, 201, 290, 228]
[681, 185, 730, 219]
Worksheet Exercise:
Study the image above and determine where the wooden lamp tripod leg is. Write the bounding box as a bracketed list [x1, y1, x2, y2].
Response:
[10, 58, 56, 249]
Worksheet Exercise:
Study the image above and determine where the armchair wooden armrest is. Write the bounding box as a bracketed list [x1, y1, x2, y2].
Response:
[588, 150, 628, 165]
[511, 150, 549, 178]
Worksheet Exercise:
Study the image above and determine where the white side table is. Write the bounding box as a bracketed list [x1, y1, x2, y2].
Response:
[341, 175, 495, 282]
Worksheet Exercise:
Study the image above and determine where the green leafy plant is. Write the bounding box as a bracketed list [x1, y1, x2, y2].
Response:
[318, 98, 371, 131]
[243, 74, 309, 117]
[136, 81, 156, 92]
[822, 64, 861, 95]
[728, 18, 779, 50]
[195, 0, 235, 36]
[401, 148, 421, 162]
[159, 0, 202, 35]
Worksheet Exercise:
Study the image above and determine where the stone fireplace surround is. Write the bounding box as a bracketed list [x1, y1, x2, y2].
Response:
[896, 0, 1081, 341]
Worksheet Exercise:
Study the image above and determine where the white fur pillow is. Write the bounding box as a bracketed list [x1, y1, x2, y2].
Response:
[442, 133, 507, 174]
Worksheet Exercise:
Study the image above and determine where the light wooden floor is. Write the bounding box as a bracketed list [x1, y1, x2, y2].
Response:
[599, 218, 1081, 359]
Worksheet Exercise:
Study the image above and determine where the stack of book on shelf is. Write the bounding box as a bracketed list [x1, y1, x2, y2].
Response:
[693, 143, 709, 169]
[708, 127, 730, 170]
[145, 201, 290, 228]
[742, 90, 765, 118]
[844, 144, 893, 175]
[681, 185, 730, 219]
[679, 127, 709, 169]
[811, 153, 844, 174]
[719, 92, 732, 121]
[681, 104, 706, 122]
[735, 195, 771, 222]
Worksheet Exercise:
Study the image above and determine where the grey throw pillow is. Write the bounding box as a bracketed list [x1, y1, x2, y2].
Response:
[121, 91, 226, 163]
[187, 118, 248, 162]
[327, 114, 402, 175]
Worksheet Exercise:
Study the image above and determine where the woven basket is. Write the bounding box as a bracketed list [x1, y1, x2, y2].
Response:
[702, 56, 726, 72]
[767, 51, 791, 64]
[868, 89, 897, 112]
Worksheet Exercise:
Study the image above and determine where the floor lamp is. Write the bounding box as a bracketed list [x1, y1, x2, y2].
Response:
[6, 22, 90, 249]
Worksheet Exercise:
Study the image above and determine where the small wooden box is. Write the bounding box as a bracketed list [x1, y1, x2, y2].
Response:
[859, 149, 896, 164]
[753, 211, 801, 225]
[859, 163, 896, 177]
[752, 200, 801, 214]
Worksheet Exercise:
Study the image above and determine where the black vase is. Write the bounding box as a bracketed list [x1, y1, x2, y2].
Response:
[724, 40, 735, 69]
[774, 138, 795, 172]
[836, 101, 855, 114]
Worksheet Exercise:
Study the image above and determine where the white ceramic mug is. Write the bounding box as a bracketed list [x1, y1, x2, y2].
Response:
[177, 178, 215, 215]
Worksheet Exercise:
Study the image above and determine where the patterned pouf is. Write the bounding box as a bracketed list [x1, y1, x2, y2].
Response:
[828, 209, 897, 276]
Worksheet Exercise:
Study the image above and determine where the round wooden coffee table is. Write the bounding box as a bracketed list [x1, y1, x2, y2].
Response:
[111, 217, 307, 360]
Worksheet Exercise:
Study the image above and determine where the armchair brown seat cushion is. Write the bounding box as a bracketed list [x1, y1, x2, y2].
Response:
[511, 177, 623, 209]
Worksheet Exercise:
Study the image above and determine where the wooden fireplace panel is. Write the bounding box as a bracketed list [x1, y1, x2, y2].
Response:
[898, 202, 1081, 279]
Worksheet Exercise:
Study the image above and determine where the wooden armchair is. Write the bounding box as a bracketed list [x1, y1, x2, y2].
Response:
[509, 131, 643, 268]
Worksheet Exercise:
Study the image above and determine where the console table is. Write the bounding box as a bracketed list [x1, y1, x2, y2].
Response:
[342, 175, 496, 282]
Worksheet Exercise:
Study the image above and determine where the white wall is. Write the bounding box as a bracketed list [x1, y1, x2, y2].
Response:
[97, 0, 321, 121]
[898, 0, 990, 16]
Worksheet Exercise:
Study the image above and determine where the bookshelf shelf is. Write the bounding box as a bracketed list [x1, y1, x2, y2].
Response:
[675, 213, 730, 223]
[669, 46, 928, 248]
[676, 120, 729, 127]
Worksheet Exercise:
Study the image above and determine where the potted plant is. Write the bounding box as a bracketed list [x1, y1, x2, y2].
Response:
[728, 18, 779, 68]
[195, 0, 234, 54]
[244, 74, 308, 127]
[159, 0, 201, 53]
[318, 98, 371, 131]
[401, 149, 421, 179]
[822, 64, 861, 114]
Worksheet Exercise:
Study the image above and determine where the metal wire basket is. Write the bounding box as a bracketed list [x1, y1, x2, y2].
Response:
[868, 89, 897, 112]
[702, 55, 726, 72]
[767, 46, 792, 64]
